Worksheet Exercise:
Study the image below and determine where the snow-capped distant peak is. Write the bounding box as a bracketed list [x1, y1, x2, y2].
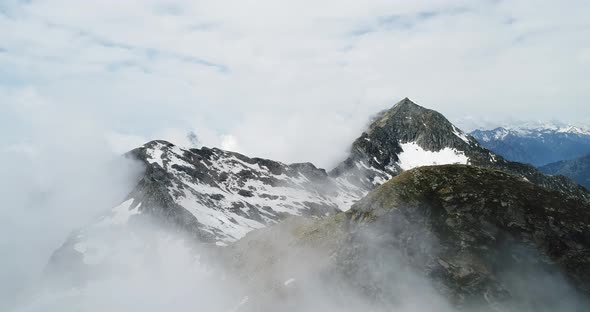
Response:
[470, 122, 590, 166]
[472, 122, 590, 140]
[556, 125, 590, 136]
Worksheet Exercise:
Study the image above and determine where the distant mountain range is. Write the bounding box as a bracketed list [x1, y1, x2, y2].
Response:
[540, 154, 590, 188]
[470, 124, 590, 167]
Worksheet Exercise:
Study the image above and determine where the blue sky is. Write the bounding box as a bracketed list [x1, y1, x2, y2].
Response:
[1, 0, 590, 167]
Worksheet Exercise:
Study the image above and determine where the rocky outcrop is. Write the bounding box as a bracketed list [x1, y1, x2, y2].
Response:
[46, 98, 590, 288]
[332, 98, 590, 202]
[47, 139, 368, 276]
[227, 165, 590, 311]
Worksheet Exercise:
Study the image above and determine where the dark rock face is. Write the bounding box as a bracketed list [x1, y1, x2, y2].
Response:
[124, 140, 359, 242]
[332, 98, 479, 174]
[540, 154, 590, 188]
[228, 165, 590, 311]
[47, 139, 368, 278]
[470, 126, 590, 167]
[349, 166, 590, 302]
[332, 98, 590, 202]
[330, 98, 479, 188]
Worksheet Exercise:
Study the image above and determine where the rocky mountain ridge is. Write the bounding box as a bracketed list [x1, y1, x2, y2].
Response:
[334, 98, 589, 201]
[46, 98, 590, 285]
[226, 165, 590, 311]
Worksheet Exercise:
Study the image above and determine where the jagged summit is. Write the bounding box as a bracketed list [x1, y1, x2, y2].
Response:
[366, 97, 475, 150]
[330, 97, 478, 188]
[47, 98, 590, 287]
[331, 98, 589, 201]
[390, 96, 422, 110]
[392, 96, 424, 110]
[368, 98, 426, 132]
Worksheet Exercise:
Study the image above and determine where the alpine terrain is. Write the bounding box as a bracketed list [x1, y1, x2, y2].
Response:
[38, 98, 590, 312]
[228, 165, 590, 311]
[540, 154, 590, 188]
[470, 123, 590, 166]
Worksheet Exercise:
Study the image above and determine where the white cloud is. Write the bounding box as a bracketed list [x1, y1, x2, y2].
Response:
[106, 132, 148, 155]
[0, 87, 143, 310]
[1, 0, 589, 167]
[220, 134, 240, 152]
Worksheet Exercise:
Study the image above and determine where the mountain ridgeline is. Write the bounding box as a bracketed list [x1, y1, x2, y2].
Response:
[540, 154, 590, 188]
[470, 125, 590, 167]
[228, 165, 590, 311]
[332, 98, 588, 201]
[43, 98, 590, 311]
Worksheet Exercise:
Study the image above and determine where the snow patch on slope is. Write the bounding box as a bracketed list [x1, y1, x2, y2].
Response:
[146, 142, 165, 167]
[452, 126, 471, 144]
[397, 142, 469, 170]
[142, 144, 363, 243]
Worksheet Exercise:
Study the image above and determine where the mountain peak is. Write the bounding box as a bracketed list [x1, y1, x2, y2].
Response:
[330, 98, 481, 189]
[364, 98, 474, 152]
[366, 98, 434, 134]
[382, 97, 427, 117]
[45, 98, 590, 304]
[332, 98, 589, 201]
[394, 97, 422, 109]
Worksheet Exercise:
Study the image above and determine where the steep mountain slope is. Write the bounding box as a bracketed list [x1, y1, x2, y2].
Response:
[46, 98, 589, 284]
[48, 140, 367, 273]
[126, 140, 366, 243]
[332, 98, 589, 201]
[228, 165, 590, 311]
[540, 154, 590, 188]
[331, 97, 479, 187]
[470, 125, 590, 166]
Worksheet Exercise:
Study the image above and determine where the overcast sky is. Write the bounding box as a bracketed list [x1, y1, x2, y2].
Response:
[1, 0, 590, 167]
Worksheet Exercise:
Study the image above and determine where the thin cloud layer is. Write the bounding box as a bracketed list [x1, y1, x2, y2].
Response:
[1, 0, 589, 167]
[0, 88, 143, 310]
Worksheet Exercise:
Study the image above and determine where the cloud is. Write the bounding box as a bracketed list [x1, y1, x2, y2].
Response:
[0, 0, 589, 168]
[221, 134, 240, 152]
[106, 132, 148, 155]
[1, 2, 589, 309]
[0, 87, 143, 310]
